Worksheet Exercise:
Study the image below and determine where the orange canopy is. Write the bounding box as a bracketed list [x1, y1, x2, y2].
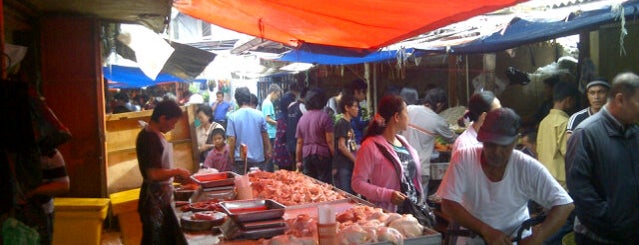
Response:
[174, 0, 525, 54]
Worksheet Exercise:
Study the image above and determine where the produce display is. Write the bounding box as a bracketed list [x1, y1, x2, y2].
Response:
[439, 105, 467, 126]
[249, 170, 346, 206]
[434, 136, 452, 152]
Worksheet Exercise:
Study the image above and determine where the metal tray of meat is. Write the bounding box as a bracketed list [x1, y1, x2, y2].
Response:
[219, 199, 285, 223]
[220, 218, 287, 240]
[190, 171, 238, 188]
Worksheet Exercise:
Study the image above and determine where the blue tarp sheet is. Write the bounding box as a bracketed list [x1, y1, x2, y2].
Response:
[420, 1, 639, 54]
[104, 65, 205, 88]
[277, 48, 419, 65]
[277, 1, 639, 64]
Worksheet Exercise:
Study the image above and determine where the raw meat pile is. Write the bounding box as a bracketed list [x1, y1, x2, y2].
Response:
[181, 199, 223, 212]
[335, 205, 423, 244]
[265, 205, 424, 245]
[191, 211, 225, 221]
[249, 170, 346, 206]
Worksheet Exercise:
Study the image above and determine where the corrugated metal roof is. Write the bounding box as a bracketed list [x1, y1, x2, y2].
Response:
[513, 0, 611, 11]
[10, 0, 171, 33]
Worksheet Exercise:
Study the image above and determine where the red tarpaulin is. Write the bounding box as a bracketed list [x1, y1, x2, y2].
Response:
[174, 0, 525, 54]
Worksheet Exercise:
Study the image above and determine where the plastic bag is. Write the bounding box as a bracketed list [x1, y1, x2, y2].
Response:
[396, 198, 437, 228]
[2, 218, 40, 245]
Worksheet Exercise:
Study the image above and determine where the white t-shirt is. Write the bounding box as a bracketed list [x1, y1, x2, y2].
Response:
[437, 146, 572, 240]
[452, 122, 480, 153]
[401, 105, 455, 175]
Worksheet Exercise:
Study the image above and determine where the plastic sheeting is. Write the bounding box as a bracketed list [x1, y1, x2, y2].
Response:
[103, 65, 206, 89]
[415, 1, 639, 54]
[277, 48, 419, 65]
[174, 0, 525, 55]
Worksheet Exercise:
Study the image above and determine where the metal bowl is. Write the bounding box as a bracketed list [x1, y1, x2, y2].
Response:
[174, 189, 195, 201]
[180, 211, 227, 232]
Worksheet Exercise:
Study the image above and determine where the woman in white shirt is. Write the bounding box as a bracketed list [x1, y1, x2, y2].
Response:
[196, 104, 224, 162]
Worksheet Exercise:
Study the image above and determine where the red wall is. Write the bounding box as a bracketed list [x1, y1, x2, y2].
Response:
[40, 16, 105, 197]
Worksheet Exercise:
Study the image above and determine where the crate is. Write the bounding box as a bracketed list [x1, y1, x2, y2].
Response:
[52, 198, 110, 245]
[110, 188, 142, 245]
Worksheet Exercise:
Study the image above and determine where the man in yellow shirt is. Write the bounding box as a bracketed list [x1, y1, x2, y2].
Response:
[536, 81, 578, 245]
[537, 81, 578, 187]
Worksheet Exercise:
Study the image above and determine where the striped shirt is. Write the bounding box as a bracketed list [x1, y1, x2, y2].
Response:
[41, 150, 69, 213]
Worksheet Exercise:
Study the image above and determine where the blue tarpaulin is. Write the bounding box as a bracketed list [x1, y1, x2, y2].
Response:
[276, 1, 639, 63]
[418, 1, 639, 54]
[277, 48, 419, 65]
[104, 65, 206, 89]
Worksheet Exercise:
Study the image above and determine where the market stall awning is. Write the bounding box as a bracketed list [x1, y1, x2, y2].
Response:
[104, 65, 206, 89]
[277, 48, 419, 65]
[410, 1, 639, 54]
[173, 0, 526, 55]
[116, 24, 217, 80]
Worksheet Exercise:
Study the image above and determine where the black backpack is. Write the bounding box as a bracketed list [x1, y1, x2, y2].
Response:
[286, 101, 304, 153]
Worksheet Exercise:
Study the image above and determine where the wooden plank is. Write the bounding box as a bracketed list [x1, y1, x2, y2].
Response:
[41, 16, 103, 197]
[187, 104, 200, 165]
[105, 107, 197, 194]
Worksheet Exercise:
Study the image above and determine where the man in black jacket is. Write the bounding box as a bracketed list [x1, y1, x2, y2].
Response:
[566, 72, 639, 244]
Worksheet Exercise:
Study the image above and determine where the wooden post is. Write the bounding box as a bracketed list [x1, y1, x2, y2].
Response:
[187, 104, 200, 166]
[364, 63, 371, 111]
[0, 0, 5, 79]
[447, 55, 458, 107]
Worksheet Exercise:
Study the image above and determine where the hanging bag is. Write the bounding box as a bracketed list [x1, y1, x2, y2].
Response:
[3, 151, 40, 245]
[2, 218, 40, 245]
[375, 142, 436, 228]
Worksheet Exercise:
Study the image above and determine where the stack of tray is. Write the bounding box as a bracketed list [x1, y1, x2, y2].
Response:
[190, 171, 238, 192]
[219, 199, 288, 240]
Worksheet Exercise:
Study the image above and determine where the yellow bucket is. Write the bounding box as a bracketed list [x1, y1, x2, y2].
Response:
[52, 198, 110, 245]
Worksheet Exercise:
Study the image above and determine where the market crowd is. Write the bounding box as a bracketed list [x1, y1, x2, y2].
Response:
[135, 71, 639, 245]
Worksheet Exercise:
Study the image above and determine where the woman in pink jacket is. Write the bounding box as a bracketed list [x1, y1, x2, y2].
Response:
[352, 95, 423, 212]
